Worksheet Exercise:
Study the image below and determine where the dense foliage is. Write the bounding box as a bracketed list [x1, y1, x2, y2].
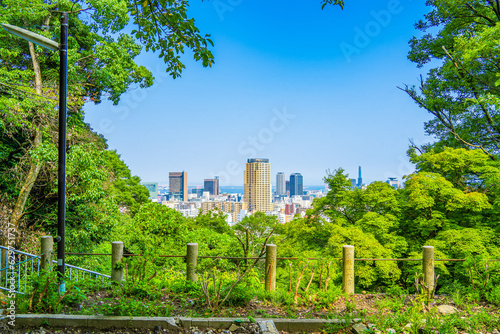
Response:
[2, 0, 500, 316]
[0, 0, 214, 249]
[400, 0, 500, 158]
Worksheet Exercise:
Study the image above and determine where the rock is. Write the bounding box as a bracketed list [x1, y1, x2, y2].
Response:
[257, 320, 279, 334]
[229, 324, 240, 331]
[166, 317, 180, 329]
[492, 330, 500, 334]
[387, 329, 396, 334]
[437, 304, 458, 315]
[352, 323, 369, 333]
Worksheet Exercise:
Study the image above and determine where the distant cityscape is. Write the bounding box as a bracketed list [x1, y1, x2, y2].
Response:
[141, 159, 402, 224]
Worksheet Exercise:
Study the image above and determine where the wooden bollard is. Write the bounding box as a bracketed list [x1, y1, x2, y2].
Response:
[266, 244, 277, 291]
[265, 244, 277, 291]
[0, 248, 6, 281]
[40, 236, 53, 271]
[342, 245, 355, 294]
[186, 243, 198, 282]
[423, 246, 435, 298]
[111, 241, 124, 282]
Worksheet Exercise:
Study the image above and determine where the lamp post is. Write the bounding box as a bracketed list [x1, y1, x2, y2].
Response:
[2, 12, 68, 292]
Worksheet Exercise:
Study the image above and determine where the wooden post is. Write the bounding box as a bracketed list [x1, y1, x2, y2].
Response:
[342, 245, 355, 294]
[40, 236, 53, 271]
[186, 243, 198, 282]
[0, 248, 6, 281]
[265, 244, 277, 291]
[422, 246, 435, 299]
[111, 241, 123, 282]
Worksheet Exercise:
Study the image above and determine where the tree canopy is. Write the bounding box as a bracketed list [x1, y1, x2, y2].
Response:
[0, 0, 214, 247]
[401, 0, 500, 158]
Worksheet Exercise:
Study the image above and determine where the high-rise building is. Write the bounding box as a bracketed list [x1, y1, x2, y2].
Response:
[386, 177, 401, 189]
[244, 158, 272, 213]
[201, 201, 248, 223]
[290, 173, 303, 197]
[357, 166, 363, 188]
[141, 182, 158, 200]
[204, 179, 218, 196]
[169, 172, 187, 201]
[276, 172, 286, 197]
[191, 187, 204, 197]
[215, 176, 220, 195]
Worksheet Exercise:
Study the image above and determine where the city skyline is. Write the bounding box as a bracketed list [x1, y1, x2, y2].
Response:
[143, 164, 398, 187]
[83, 1, 432, 186]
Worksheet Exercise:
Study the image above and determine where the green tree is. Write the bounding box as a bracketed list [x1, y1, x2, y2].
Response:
[191, 209, 232, 234]
[401, 0, 500, 157]
[233, 212, 278, 263]
[0, 0, 214, 244]
[103, 150, 150, 216]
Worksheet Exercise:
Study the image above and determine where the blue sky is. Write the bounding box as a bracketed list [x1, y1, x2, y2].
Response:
[83, 0, 434, 186]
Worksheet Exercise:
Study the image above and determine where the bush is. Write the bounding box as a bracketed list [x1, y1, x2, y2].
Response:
[17, 271, 86, 313]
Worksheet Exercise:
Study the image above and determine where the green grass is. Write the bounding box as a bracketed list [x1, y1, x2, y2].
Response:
[15, 273, 500, 334]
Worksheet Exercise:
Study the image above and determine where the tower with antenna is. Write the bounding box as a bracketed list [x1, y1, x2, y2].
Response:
[357, 166, 362, 188]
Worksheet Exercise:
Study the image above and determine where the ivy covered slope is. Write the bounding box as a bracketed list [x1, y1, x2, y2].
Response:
[0, 0, 214, 250]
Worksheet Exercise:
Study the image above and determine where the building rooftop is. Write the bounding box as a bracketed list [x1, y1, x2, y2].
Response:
[247, 158, 269, 163]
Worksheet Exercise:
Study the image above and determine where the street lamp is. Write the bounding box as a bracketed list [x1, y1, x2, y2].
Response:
[2, 13, 68, 292]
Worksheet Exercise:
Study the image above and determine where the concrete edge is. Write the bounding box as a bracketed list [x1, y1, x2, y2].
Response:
[7, 315, 361, 333]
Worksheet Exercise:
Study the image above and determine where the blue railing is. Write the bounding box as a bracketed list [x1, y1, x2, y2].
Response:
[0, 245, 110, 294]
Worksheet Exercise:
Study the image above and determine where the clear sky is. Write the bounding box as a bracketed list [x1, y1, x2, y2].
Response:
[83, 0, 434, 186]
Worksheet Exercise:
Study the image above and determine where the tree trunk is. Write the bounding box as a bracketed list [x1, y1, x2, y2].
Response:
[9, 41, 44, 243]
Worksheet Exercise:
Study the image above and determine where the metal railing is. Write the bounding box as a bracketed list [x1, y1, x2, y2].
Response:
[0, 245, 109, 295]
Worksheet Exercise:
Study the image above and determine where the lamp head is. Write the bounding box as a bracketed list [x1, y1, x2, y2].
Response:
[1, 23, 59, 51]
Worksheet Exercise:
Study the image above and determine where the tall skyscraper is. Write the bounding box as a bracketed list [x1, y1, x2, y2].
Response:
[169, 172, 187, 201]
[357, 166, 363, 188]
[276, 172, 286, 197]
[290, 173, 303, 197]
[141, 182, 158, 200]
[215, 176, 220, 195]
[204, 179, 218, 196]
[244, 158, 272, 213]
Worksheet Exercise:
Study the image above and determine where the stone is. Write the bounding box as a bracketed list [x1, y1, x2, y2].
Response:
[258, 320, 279, 334]
[387, 329, 396, 334]
[437, 304, 458, 315]
[229, 324, 240, 331]
[165, 317, 180, 329]
[352, 323, 369, 333]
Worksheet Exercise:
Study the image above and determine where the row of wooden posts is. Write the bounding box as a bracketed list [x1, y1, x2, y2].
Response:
[39, 237, 436, 295]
